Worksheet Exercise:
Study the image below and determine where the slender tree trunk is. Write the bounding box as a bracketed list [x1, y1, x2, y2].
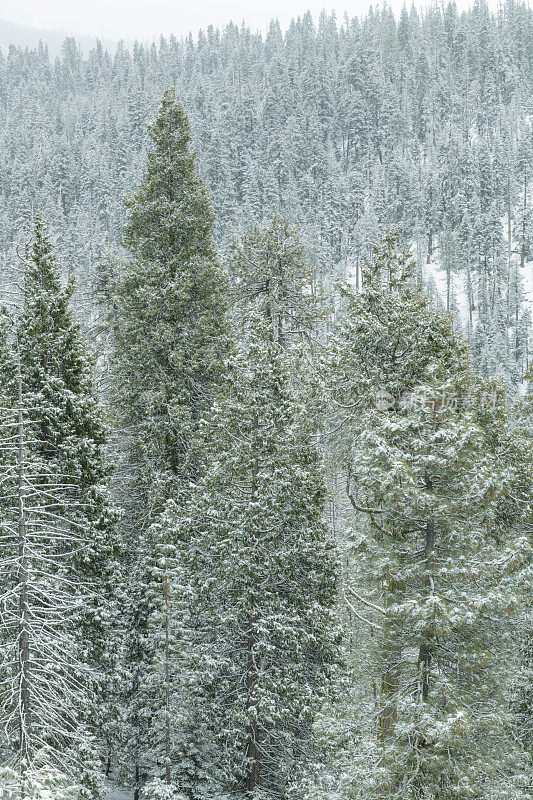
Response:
[466, 264, 474, 334]
[164, 579, 171, 785]
[507, 178, 512, 335]
[17, 354, 31, 784]
[134, 764, 140, 800]
[521, 176, 527, 270]
[278, 311, 284, 350]
[427, 185, 433, 263]
[514, 250, 524, 365]
[378, 570, 400, 743]
[418, 518, 435, 702]
[507, 175, 512, 275]
[246, 413, 261, 796]
[265, 278, 273, 344]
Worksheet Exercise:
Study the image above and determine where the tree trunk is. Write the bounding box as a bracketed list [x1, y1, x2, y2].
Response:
[378, 570, 400, 743]
[515, 260, 524, 365]
[17, 354, 31, 780]
[521, 176, 527, 270]
[134, 764, 141, 800]
[418, 518, 435, 702]
[507, 179, 512, 341]
[466, 264, 474, 334]
[507, 175, 512, 277]
[164, 579, 171, 785]
[245, 413, 261, 796]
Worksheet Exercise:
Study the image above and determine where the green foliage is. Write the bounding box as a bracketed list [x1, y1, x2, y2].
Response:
[0, 216, 115, 796]
[111, 89, 230, 790]
[123, 87, 216, 269]
[321, 234, 532, 799]
[143, 779, 187, 800]
[112, 86, 229, 504]
[333, 231, 468, 409]
[160, 312, 340, 798]
[0, 765, 81, 799]
[229, 215, 321, 347]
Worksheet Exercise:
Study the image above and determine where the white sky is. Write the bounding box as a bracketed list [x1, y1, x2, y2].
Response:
[1, 0, 496, 41]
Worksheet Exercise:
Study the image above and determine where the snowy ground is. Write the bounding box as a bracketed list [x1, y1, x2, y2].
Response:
[104, 781, 132, 800]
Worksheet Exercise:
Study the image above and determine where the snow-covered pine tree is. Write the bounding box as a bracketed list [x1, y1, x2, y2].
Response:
[504, 399, 533, 764]
[114, 85, 228, 504]
[110, 87, 229, 794]
[344, 376, 530, 798]
[161, 312, 339, 799]
[325, 233, 531, 799]
[229, 216, 320, 348]
[0, 216, 116, 798]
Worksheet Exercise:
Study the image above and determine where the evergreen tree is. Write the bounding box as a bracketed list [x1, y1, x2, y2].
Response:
[111, 87, 229, 794]
[0, 217, 116, 797]
[323, 234, 531, 799]
[505, 399, 533, 764]
[113, 84, 228, 506]
[162, 313, 339, 799]
[229, 216, 321, 348]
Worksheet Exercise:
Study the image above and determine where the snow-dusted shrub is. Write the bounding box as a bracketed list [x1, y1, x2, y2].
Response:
[142, 779, 186, 800]
[0, 765, 79, 799]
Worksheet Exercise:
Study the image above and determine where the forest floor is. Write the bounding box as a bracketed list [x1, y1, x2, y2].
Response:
[104, 781, 132, 799]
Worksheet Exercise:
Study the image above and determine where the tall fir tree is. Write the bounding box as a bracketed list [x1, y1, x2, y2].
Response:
[110, 87, 229, 794]
[322, 234, 531, 799]
[0, 217, 116, 798]
[114, 85, 229, 505]
[159, 312, 339, 799]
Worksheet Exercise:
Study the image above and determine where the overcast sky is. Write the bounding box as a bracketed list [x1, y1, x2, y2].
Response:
[1, 0, 496, 41]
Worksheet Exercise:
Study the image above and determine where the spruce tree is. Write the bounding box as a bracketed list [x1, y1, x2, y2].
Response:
[0, 217, 116, 797]
[324, 234, 531, 799]
[162, 312, 339, 799]
[110, 87, 229, 794]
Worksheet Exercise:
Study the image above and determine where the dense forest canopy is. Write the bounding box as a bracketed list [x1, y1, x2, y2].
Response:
[0, 2, 531, 799]
[0, 0, 532, 384]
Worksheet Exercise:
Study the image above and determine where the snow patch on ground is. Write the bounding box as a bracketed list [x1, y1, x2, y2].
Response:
[520, 258, 533, 310]
[104, 781, 132, 800]
[422, 254, 473, 331]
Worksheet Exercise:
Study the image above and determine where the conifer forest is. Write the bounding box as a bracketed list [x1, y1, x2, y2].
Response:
[0, 1, 532, 797]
